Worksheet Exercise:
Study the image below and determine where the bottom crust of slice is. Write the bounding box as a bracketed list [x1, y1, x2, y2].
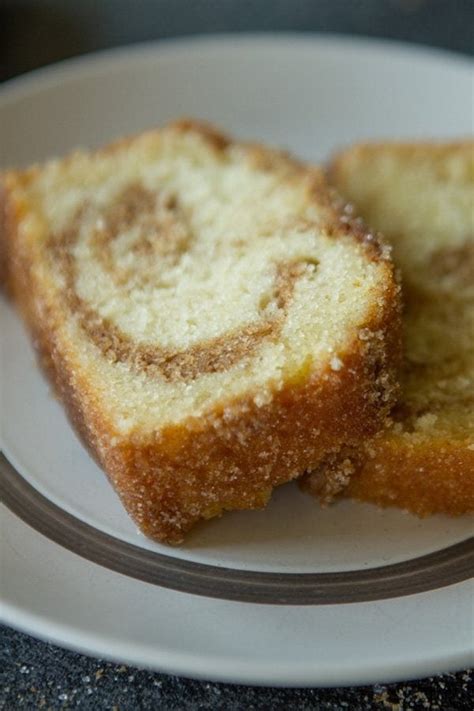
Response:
[14, 261, 400, 543]
[301, 434, 474, 517]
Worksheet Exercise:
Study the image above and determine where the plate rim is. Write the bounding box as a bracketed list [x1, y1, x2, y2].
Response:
[0, 31, 472, 108]
[1, 32, 473, 686]
[2, 592, 472, 688]
[1, 453, 473, 605]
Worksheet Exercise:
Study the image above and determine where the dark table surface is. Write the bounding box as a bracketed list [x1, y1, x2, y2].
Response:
[1, 1, 473, 709]
[0, 625, 473, 711]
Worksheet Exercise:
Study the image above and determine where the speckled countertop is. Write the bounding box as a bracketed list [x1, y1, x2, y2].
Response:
[1, 626, 472, 710]
[1, 2, 473, 709]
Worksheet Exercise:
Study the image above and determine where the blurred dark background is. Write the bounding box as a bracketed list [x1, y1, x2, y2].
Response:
[1, 0, 473, 83]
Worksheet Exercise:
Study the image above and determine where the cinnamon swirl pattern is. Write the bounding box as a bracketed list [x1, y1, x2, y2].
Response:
[48, 182, 318, 383]
[1, 121, 401, 542]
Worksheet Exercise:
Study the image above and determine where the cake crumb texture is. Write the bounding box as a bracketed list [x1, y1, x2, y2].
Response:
[303, 141, 474, 516]
[1, 120, 401, 542]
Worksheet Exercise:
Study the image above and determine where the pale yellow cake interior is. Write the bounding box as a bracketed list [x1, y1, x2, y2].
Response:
[331, 143, 474, 441]
[9, 128, 391, 435]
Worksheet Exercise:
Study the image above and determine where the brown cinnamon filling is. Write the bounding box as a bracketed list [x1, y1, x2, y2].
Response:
[49, 183, 314, 382]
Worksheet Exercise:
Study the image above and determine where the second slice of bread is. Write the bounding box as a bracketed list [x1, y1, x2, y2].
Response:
[302, 141, 474, 515]
[1, 120, 401, 542]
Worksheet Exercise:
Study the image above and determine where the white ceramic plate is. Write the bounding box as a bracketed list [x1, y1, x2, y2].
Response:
[1, 34, 473, 687]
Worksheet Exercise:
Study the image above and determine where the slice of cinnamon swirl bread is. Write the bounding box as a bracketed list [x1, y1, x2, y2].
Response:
[302, 141, 474, 516]
[1, 120, 401, 543]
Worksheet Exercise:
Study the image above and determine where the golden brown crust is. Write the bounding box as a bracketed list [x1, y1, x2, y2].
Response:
[1, 121, 402, 543]
[346, 436, 474, 516]
[170, 118, 232, 152]
[301, 435, 474, 516]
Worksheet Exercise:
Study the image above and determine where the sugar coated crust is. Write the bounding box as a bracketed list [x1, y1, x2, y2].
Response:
[302, 435, 474, 516]
[1, 120, 402, 542]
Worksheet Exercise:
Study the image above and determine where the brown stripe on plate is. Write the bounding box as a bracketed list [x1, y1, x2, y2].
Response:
[1, 453, 472, 605]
